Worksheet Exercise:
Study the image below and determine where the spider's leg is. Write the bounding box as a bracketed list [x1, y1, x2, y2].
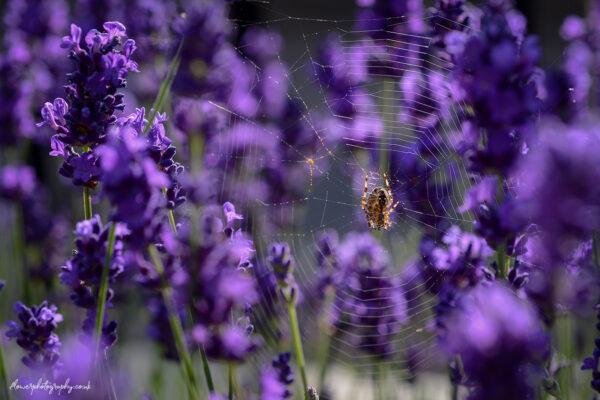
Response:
[384, 172, 393, 205]
[385, 200, 403, 216]
[362, 173, 369, 212]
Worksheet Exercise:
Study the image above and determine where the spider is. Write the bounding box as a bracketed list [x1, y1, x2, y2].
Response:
[361, 172, 402, 231]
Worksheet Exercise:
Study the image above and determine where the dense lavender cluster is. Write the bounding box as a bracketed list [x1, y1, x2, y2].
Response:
[452, 3, 540, 175]
[6, 301, 63, 371]
[440, 284, 549, 400]
[59, 215, 124, 348]
[260, 352, 294, 399]
[143, 202, 259, 362]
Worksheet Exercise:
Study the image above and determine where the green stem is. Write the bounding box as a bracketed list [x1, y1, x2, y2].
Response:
[13, 206, 30, 305]
[189, 134, 205, 174]
[145, 39, 185, 135]
[83, 186, 93, 220]
[496, 243, 507, 279]
[148, 244, 199, 400]
[0, 342, 10, 400]
[451, 382, 458, 400]
[316, 330, 331, 391]
[377, 363, 387, 400]
[94, 223, 117, 362]
[286, 301, 309, 400]
[82, 145, 93, 220]
[228, 363, 234, 400]
[168, 210, 177, 233]
[317, 288, 335, 390]
[372, 368, 381, 400]
[162, 188, 178, 233]
[199, 345, 215, 393]
[557, 315, 572, 399]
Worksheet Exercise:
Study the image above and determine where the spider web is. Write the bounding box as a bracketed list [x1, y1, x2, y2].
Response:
[194, 2, 477, 397]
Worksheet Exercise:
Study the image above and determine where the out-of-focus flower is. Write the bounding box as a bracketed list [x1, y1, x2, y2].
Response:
[99, 132, 169, 249]
[260, 367, 288, 400]
[420, 225, 493, 293]
[0, 165, 36, 200]
[440, 283, 549, 400]
[356, 0, 427, 40]
[315, 34, 383, 143]
[144, 202, 259, 362]
[271, 352, 294, 398]
[6, 301, 63, 372]
[171, 0, 233, 97]
[307, 386, 320, 400]
[315, 230, 340, 298]
[173, 98, 227, 144]
[116, 107, 186, 209]
[428, 0, 479, 63]
[328, 232, 408, 359]
[458, 176, 522, 252]
[452, 4, 540, 175]
[510, 117, 600, 265]
[1, 0, 69, 145]
[59, 215, 124, 348]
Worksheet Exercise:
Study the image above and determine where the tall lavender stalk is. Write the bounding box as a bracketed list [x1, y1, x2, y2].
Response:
[268, 243, 310, 400]
[148, 244, 200, 399]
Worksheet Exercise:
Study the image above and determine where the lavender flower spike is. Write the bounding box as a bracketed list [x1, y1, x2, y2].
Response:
[6, 301, 63, 371]
[38, 21, 138, 149]
[59, 215, 124, 349]
[268, 242, 297, 299]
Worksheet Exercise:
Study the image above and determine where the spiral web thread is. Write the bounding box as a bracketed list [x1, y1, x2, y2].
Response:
[204, 3, 481, 396]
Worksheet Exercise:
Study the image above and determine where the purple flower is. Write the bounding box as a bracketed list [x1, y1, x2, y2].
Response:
[356, 0, 427, 39]
[315, 34, 383, 143]
[1, 0, 69, 145]
[439, 283, 549, 400]
[420, 226, 493, 293]
[6, 301, 63, 371]
[581, 305, 600, 393]
[328, 232, 408, 359]
[144, 202, 259, 362]
[38, 21, 138, 150]
[0, 165, 36, 200]
[116, 107, 186, 210]
[271, 352, 294, 398]
[268, 242, 296, 291]
[452, 5, 540, 174]
[459, 176, 521, 251]
[193, 324, 257, 362]
[510, 117, 600, 265]
[428, 0, 476, 63]
[560, 15, 587, 41]
[58, 150, 102, 188]
[315, 230, 341, 298]
[172, 0, 232, 97]
[59, 215, 124, 348]
[173, 98, 227, 143]
[99, 132, 169, 249]
[260, 368, 288, 400]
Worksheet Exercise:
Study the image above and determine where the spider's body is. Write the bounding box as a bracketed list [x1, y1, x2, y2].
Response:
[361, 173, 401, 231]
